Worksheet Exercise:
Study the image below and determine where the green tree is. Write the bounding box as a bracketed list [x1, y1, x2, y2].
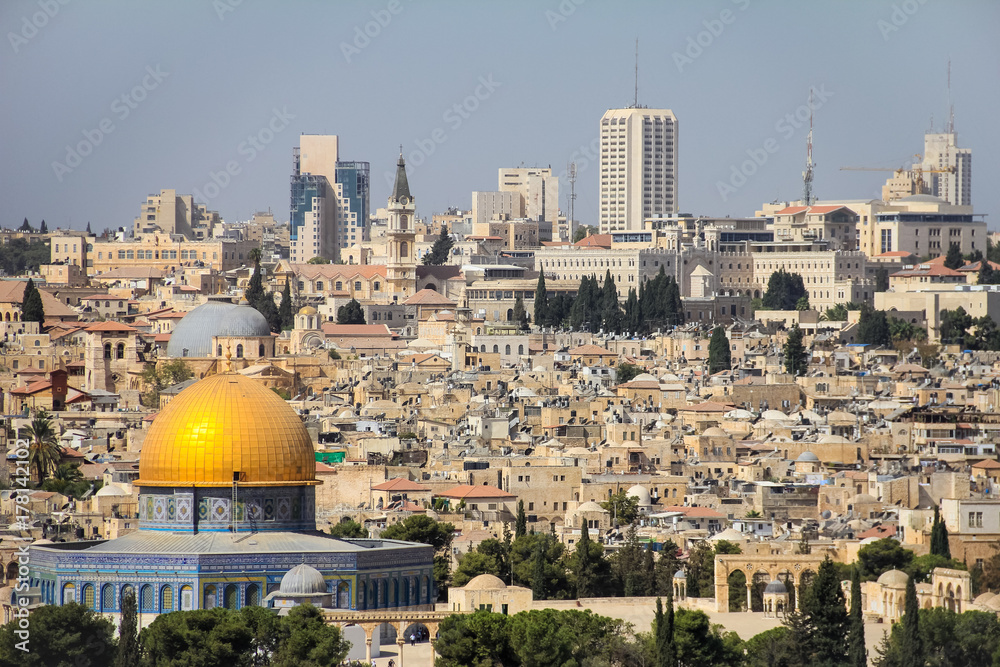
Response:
[0, 238, 50, 275]
[336, 298, 365, 325]
[423, 225, 455, 265]
[944, 242, 964, 269]
[453, 550, 502, 588]
[795, 294, 811, 311]
[0, 602, 116, 667]
[875, 266, 890, 292]
[306, 256, 330, 264]
[328, 518, 366, 538]
[382, 515, 455, 599]
[116, 587, 139, 667]
[653, 539, 681, 596]
[434, 610, 513, 667]
[515, 500, 527, 538]
[600, 270, 622, 333]
[601, 489, 639, 525]
[616, 362, 642, 384]
[41, 462, 91, 498]
[508, 608, 627, 667]
[245, 248, 265, 305]
[571, 521, 596, 598]
[857, 538, 914, 581]
[762, 269, 807, 310]
[140, 608, 254, 667]
[899, 574, 922, 667]
[848, 566, 866, 667]
[655, 593, 676, 667]
[783, 325, 808, 376]
[25, 409, 60, 484]
[21, 278, 44, 324]
[858, 305, 892, 347]
[673, 608, 744, 667]
[787, 555, 849, 667]
[511, 533, 571, 600]
[707, 325, 731, 374]
[140, 359, 194, 407]
[511, 295, 528, 331]
[531, 538, 548, 600]
[573, 225, 597, 242]
[271, 604, 351, 667]
[39, 220, 48, 234]
[744, 626, 795, 667]
[19, 217, 31, 232]
[534, 273, 549, 327]
[684, 542, 715, 598]
[278, 280, 293, 330]
[930, 505, 951, 559]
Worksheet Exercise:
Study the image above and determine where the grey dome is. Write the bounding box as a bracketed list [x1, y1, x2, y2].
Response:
[674, 569, 686, 579]
[796, 451, 820, 462]
[764, 580, 788, 594]
[167, 300, 271, 358]
[279, 564, 328, 595]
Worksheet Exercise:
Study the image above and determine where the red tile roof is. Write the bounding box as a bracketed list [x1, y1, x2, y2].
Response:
[86, 321, 138, 332]
[437, 484, 516, 499]
[371, 477, 431, 492]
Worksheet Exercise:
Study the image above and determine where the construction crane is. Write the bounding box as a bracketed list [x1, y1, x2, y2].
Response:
[840, 154, 955, 194]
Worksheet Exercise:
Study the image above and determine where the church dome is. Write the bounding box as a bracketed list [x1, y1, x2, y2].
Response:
[136, 373, 317, 487]
[166, 300, 271, 358]
[877, 569, 909, 588]
[298, 306, 318, 316]
[279, 564, 328, 595]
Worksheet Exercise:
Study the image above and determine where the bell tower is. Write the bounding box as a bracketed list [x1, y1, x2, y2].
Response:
[386, 152, 416, 299]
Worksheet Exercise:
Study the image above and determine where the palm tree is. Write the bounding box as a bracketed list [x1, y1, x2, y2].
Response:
[248, 246, 262, 266]
[25, 410, 61, 485]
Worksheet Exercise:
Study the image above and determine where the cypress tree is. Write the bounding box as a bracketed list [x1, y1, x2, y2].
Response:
[708, 325, 731, 374]
[21, 278, 45, 324]
[643, 544, 656, 591]
[784, 325, 808, 376]
[278, 280, 293, 330]
[534, 273, 549, 327]
[86, 221, 92, 234]
[39, 220, 48, 234]
[531, 537, 548, 600]
[623, 287, 641, 335]
[899, 574, 922, 667]
[116, 587, 139, 667]
[515, 500, 527, 538]
[944, 242, 963, 270]
[930, 505, 951, 559]
[800, 556, 849, 665]
[848, 566, 866, 667]
[655, 593, 676, 667]
[575, 521, 594, 598]
[512, 296, 528, 331]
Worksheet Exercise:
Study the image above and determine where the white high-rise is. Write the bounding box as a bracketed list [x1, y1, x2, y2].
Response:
[599, 108, 678, 233]
[922, 131, 972, 207]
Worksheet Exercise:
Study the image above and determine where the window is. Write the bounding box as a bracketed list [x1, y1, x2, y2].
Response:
[355, 281, 362, 291]
[969, 511, 984, 528]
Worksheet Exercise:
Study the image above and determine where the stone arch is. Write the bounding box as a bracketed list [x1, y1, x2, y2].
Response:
[751, 570, 770, 612]
[403, 622, 431, 644]
[5, 562, 16, 581]
[727, 570, 747, 611]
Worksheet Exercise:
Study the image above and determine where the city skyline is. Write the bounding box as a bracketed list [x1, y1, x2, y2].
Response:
[2, 1, 998, 232]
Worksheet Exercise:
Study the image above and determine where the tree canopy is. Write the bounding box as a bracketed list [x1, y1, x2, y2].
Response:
[762, 269, 807, 310]
[0, 602, 116, 667]
[423, 225, 455, 265]
[336, 298, 365, 325]
[21, 278, 44, 324]
[708, 325, 731, 374]
[783, 325, 808, 376]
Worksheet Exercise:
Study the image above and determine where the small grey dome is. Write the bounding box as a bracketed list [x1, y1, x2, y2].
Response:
[167, 300, 271, 358]
[764, 579, 787, 594]
[279, 564, 327, 595]
[674, 569, 686, 579]
[796, 451, 820, 462]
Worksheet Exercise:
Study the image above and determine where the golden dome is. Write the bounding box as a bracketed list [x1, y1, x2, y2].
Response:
[298, 306, 318, 315]
[137, 373, 318, 488]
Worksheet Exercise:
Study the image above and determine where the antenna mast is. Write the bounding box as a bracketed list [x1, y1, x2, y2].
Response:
[803, 88, 815, 205]
[634, 38, 639, 108]
[568, 162, 577, 241]
[946, 57, 954, 134]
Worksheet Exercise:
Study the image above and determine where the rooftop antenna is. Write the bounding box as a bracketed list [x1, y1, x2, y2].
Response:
[633, 38, 639, 108]
[568, 162, 577, 240]
[946, 57, 954, 134]
[802, 88, 815, 205]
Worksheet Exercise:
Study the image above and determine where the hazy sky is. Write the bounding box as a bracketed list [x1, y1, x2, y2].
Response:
[3, 0, 998, 233]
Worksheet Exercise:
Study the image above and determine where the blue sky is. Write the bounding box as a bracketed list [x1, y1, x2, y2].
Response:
[2, 0, 998, 232]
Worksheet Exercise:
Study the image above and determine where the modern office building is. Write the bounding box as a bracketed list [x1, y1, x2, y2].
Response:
[335, 161, 371, 249]
[471, 191, 519, 230]
[922, 131, 972, 207]
[290, 135, 339, 264]
[498, 167, 558, 242]
[599, 107, 678, 233]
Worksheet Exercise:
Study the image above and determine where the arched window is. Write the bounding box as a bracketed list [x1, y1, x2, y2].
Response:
[180, 585, 193, 611]
[492, 345, 499, 353]
[401, 241, 409, 258]
[236, 344, 244, 358]
[258, 344, 265, 357]
[82, 584, 95, 610]
[217, 345, 223, 357]
[505, 344, 511, 355]
[246, 584, 260, 607]
[400, 215, 408, 230]
[101, 584, 114, 611]
[103, 343, 112, 359]
[116, 343, 125, 359]
[62, 582, 76, 605]
[120, 585, 135, 610]
[140, 584, 154, 612]
[316, 281, 324, 291]
[33, 340, 39, 347]
[335, 281, 342, 291]
[161, 585, 173, 612]
[204, 585, 217, 609]
[224, 584, 238, 609]
[374, 282, 381, 291]
[518, 345, 524, 355]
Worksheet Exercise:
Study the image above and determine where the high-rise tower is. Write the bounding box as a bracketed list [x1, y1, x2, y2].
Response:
[385, 154, 416, 300]
[599, 108, 678, 233]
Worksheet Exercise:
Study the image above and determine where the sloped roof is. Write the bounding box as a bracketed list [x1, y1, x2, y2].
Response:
[437, 484, 516, 499]
[372, 477, 430, 492]
[403, 289, 456, 306]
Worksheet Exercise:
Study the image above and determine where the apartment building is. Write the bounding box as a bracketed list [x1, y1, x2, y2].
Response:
[132, 189, 221, 239]
[87, 234, 256, 275]
[923, 131, 972, 207]
[599, 107, 678, 232]
[498, 167, 558, 242]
